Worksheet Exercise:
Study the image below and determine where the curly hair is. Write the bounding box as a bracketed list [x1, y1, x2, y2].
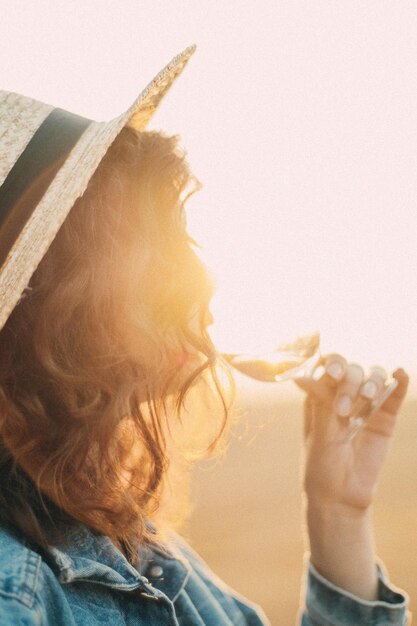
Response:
[0, 126, 234, 564]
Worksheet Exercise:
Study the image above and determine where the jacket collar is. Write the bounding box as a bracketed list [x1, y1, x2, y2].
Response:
[38, 522, 191, 601]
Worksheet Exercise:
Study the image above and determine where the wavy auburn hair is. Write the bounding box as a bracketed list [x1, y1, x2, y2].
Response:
[0, 126, 234, 563]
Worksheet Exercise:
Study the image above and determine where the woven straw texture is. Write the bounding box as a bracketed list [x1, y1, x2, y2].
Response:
[0, 45, 196, 332]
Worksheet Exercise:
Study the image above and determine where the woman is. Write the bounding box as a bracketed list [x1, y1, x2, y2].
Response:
[0, 46, 410, 625]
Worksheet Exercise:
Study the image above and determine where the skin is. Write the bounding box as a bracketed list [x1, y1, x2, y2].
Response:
[174, 313, 408, 601]
[296, 356, 409, 600]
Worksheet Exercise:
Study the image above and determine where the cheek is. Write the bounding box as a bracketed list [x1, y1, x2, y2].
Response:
[173, 351, 207, 383]
[174, 351, 191, 366]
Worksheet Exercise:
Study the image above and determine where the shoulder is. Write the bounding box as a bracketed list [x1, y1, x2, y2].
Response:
[0, 523, 61, 625]
[0, 523, 42, 609]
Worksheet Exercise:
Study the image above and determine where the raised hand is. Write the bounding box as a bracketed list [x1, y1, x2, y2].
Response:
[295, 355, 409, 600]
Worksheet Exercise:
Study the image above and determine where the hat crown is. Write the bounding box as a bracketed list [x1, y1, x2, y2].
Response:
[0, 91, 54, 188]
[0, 45, 196, 333]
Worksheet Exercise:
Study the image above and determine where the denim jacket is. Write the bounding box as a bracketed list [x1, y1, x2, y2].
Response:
[0, 521, 409, 625]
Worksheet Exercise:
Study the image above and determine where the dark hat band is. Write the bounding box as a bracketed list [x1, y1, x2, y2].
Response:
[0, 107, 93, 269]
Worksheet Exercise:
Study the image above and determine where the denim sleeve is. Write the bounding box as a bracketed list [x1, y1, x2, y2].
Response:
[299, 559, 410, 626]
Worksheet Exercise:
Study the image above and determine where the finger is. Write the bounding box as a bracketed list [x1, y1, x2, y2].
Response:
[364, 369, 409, 437]
[294, 376, 315, 393]
[360, 367, 388, 401]
[353, 366, 389, 418]
[310, 353, 347, 383]
[295, 353, 347, 403]
[376, 368, 409, 415]
[368, 365, 388, 382]
[362, 369, 409, 437]
[312, 353, 348, 401]
[323, 353, 347, 384]
[333, 362, 365, 417]
[303, 394, 314, 439]
[371, 379, 399, 412]
[303, 393, 328, 441]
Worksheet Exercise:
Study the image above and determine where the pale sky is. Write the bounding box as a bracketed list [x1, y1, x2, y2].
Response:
[2, 1, 417, 387]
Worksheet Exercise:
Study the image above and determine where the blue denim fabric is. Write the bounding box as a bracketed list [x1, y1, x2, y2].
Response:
[301, 561, 409, 626]
[0, 521, 409, 625]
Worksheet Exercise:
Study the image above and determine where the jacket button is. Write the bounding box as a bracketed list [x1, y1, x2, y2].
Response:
[149, 565, 164, 578]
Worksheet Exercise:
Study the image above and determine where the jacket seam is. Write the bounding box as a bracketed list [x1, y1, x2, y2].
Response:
[0, 548, 42, 610]
[22, 551, 42, 608]
[0, 588, 44, 625]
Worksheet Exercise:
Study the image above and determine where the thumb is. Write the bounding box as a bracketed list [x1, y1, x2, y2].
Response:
[380, 368, 409, 415]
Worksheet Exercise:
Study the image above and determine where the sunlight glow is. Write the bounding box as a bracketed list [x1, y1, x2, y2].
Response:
[2, 0, 416, 387]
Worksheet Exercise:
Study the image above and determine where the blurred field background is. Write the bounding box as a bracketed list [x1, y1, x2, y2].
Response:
[185, 377, 417, 625]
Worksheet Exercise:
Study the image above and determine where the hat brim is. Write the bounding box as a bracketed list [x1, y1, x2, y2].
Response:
[0, 45, 196, 331]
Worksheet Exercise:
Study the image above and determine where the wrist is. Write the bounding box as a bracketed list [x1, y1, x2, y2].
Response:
[306, 500, 374, 555]
[306, 499, 372, 525]
[305, 502, 378, 600]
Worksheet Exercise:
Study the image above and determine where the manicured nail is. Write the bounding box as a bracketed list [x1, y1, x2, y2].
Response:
[312, 365, 326, 381]
[326, 362, 344, 381]
[349, 416, 365, 430]
[336, 395, 352, 417]
[361, 380, 378, 400]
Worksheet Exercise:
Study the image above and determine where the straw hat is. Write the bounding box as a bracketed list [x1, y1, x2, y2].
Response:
[0, 44, 196, 333]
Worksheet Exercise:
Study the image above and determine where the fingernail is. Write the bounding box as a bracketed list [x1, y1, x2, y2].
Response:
[336, 395, 353, 417]
[361, 380, 378, 400]
[349, 416, 365, 430]
[312, 365, 326, 381]
[326, 362, 344, 381]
